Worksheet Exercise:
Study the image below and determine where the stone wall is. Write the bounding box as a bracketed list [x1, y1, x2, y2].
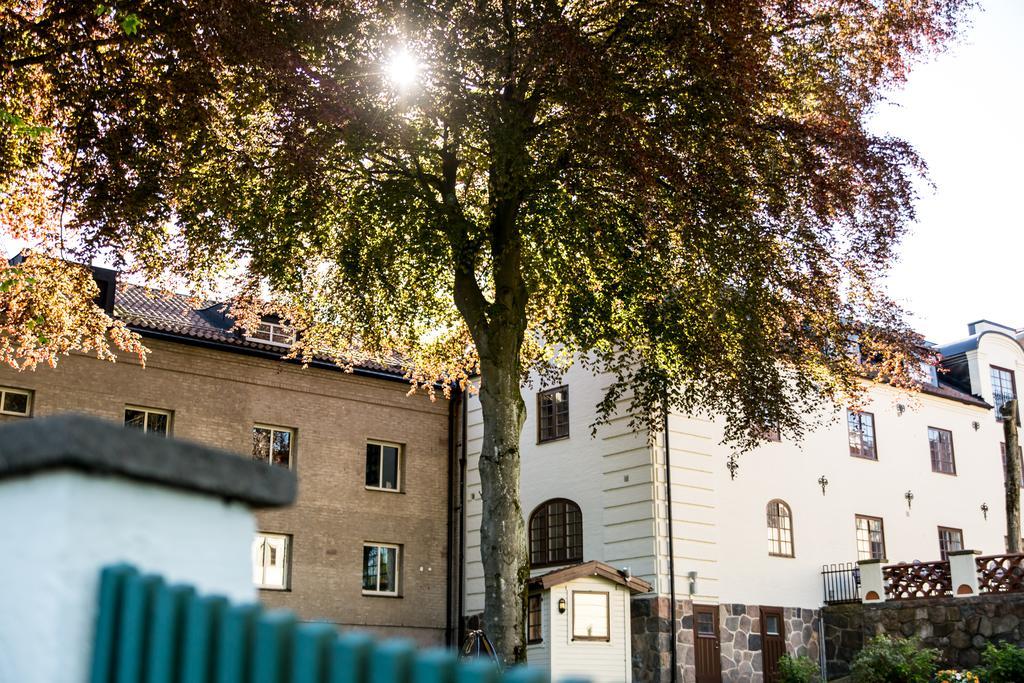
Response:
[824, 593, 1024, 679]
[632, 596, 821, 682]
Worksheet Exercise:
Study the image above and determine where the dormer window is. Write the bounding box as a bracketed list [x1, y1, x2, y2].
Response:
[247, 321, 295, 347]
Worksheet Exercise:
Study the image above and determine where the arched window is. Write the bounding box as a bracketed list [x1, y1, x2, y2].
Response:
[767, 500, 794, 557]
[529, 498, 583, 568]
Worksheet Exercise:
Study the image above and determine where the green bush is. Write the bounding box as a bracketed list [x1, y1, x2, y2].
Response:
[980, 642, 1024, 683]
[849, 634, 939, 683]
[777, 654, 821, 683]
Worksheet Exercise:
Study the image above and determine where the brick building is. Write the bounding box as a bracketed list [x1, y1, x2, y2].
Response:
[0, 270, 462, 645]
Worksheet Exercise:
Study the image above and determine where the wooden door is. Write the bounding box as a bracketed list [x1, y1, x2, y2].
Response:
[760, 607, 787, 683]
[693, 604, 722, 683]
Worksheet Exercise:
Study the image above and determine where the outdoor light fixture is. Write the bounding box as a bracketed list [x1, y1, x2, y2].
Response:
[973, 421, 981, 431]
[896, 404, 906, 416]
[905, 490, 914, 510]
[688, 571, 698, 595]
[818, 475, 829, 496]
[982, 503, 990, 520]
[726, 455, 739, 480]
[558, 598, 567, 614]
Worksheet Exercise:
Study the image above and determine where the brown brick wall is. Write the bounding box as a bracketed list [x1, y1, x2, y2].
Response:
[0, 338, 452, 644]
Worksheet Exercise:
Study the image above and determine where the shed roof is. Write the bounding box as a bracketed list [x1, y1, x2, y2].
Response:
[528, 560, 653, 594]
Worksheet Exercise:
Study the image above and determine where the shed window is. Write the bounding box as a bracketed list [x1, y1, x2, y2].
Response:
[571, 591, 609, 641]
[529, 498, 583, 568]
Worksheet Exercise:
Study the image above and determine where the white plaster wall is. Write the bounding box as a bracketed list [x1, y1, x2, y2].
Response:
[463, 363, 657, 614]
[546, 578, 633, 683]
[0, 470, 256, 683]
[713, 382, 1007, 609]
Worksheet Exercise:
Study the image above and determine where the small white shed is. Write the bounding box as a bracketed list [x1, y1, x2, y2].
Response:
[527, 560, 652, 683]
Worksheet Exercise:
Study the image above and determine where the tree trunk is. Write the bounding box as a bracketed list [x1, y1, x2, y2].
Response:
[476, 348, 528, 664]
[1004, 399, 1021, 553]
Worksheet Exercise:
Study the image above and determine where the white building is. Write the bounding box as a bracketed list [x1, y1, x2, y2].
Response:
[461, 320, 1024, 682]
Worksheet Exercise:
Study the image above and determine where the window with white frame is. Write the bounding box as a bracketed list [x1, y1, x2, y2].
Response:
[855, 515, 886, 561]
[252, 533, 290, 590]
[938, 527, 964, 561]
[124, 406, 171, 436]
[252, 425, 293, 468]
[362, 543, 400, 595]
[0, 387, 32, 416]
[767, 500, 795, 557]
[246, 321, 295, 347]
[365, 441, 402, 491]
[572, 591, 610, 641]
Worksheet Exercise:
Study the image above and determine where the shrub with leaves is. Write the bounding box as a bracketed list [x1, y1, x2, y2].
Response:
[778, 654, 821, 683]
[850, 635, 939, 683]
[934, 670, 980, 683]
[979, 642, 1024, 683]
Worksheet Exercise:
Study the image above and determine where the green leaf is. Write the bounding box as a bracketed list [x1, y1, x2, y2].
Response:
[121, 13, 141, 36]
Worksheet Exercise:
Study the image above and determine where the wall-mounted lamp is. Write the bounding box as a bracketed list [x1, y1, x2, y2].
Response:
[982, 503, 990, 521]
[818, 475, 829, 496]
[687, 570, 698, 595]
[726, 455, 739, 480]
[973, 421, 981, 432]
[896, 404, 906, 416]
[558, 598, 567, 614]
[905, 490, 915, 511]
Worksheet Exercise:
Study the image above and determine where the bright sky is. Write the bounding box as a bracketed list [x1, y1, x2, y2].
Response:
[874, 0, 1024, 345]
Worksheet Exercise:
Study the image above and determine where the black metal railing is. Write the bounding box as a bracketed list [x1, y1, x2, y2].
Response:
[822, 562, 861, 605]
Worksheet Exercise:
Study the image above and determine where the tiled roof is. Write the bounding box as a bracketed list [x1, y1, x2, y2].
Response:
[114, 283, 404, 376]
[918, 379, 990, 409]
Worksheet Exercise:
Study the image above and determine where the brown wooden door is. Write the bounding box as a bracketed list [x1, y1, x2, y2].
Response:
[760, 607, 786, 683]
[693, 604, 722, 683]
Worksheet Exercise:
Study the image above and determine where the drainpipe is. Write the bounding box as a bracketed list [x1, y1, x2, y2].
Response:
[445, 386, 460, 646]
[457, 386, 469, 645]
[663, 402, 679, 683]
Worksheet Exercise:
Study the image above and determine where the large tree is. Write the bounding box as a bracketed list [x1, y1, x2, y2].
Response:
[1, 0, 970, 662]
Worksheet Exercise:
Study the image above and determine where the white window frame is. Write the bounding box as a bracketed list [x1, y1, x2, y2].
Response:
[252, 532, 290, 590]
[365, 441, 403, 492]
[124, 406, 172, 436]
[0, 387, 32, 416]
[362, 542, 401, 597]
[571, 590, 610, 641]
[252, 424, 295, 469]
[245, 321, 295, 348]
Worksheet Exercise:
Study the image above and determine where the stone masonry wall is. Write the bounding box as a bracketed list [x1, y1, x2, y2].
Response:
[633, 596, 820, 682]
[824, 593, 1024, 679]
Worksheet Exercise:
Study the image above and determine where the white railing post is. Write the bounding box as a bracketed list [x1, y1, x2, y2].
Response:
[949, 549, 981, 597]
[0, 415, 296, 683]
[858, 559, 887, 603]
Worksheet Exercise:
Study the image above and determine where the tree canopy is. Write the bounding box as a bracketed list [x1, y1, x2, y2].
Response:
[1, 0, 972, 661]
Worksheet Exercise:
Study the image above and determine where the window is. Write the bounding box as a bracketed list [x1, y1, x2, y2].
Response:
[529, 498, 583, 568]
[928, 427, 956, 475]
[756, 424, 782, 442]
[0, 387, 32, 416]
[527, 594, 543, 644]
[246, 321, 295, 347]
[538, 386, 569, 442]
[847, 411, 877, 460]
[938, 527, 964, 561]
[365, 441, 401, 491]
[991, 366, 1017, 420]
[764, 612, 781, 636]
[855, 515, 886, 561]
[767, 500, 794, 557]
[1001, 443, 1024, 487]
[252, 425, 293, 468]
[571, 591, 609, 641]
[124, 407, 171, 436]
[252, 533, 290, 590]
[362, 543, 400, 596]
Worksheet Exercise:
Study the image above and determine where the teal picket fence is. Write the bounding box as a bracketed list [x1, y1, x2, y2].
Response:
[89, 564, 562, 683]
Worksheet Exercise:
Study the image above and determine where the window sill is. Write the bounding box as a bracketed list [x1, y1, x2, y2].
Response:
[537, 435, 570, 445]
[768, 553, 795, 559]
[362, 591, 401, 599]
[257, 585, 291, 592]
[527, 640, 544, 646]
[849, 454, 878, 462]
[571, 637, 611, 643]
[365, 486, 403, 494]
[931, 470, 957, 476]
[0, 412, 30, 418]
